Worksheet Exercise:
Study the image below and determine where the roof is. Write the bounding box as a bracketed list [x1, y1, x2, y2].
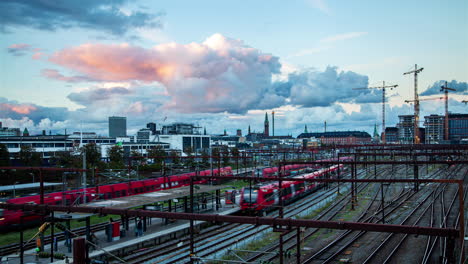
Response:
[0, 182, 62, 192]
[83, 184, 229, 209]
[297, 131, 371, 139]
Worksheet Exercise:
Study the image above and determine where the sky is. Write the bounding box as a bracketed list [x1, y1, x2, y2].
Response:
[1, 0, 467, 137]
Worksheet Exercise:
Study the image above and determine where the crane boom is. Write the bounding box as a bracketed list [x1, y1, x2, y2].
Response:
[405, 97, 443, 103]
[352, 81, 398, 144]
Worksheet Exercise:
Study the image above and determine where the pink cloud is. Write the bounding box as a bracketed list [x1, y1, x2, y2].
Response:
[48, 34, 282, 113]
[1, 103, 37, 114]
[32, 52, 44, 60]
[41, 69, 93, 82]
[8, 43, 31, 50]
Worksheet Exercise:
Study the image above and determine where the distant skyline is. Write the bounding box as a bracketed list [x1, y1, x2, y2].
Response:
[1, 0, 467, 137]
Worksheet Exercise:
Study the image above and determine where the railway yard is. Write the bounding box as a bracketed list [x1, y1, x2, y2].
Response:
[0, 145, 467, 264]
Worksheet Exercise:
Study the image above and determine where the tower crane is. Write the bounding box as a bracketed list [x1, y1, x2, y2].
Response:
[353, 81, 398, 144]
[403, 64, 424, 144]
[440, 82, 457, 140]
[404, 97, 443, 103]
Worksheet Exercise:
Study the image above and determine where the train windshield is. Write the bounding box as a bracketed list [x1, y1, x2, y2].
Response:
[243, 188, 258, 203]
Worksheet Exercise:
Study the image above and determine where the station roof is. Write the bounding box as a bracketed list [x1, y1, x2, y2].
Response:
[83, 184, 229, 210]
[0, 182, 62, 192]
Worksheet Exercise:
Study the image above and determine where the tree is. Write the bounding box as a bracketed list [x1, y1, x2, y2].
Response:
[222, 147, 230, 166]
[81, 143, 101, 168]
[170, 150, 180, 165]
[18, 145, 41, 166]
[148, 145, 166, 164]
[200, 149, 209, 167]
[0, 143, 10, 166]
[108, 145, 124, 169]
[50, 151, 80, 168]
[184, 146, 195, 168]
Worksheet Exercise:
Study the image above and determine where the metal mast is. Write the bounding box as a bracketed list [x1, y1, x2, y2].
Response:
[440, 81, 456, 141]
[353, 81, 398, 144]
[403, 64, 424, 144]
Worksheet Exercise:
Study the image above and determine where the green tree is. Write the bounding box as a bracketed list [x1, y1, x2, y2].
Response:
[50, 151, 80, 168]
[148, 145, 166, 164]
[0, 143, 10, 166]
[222, 148, 230, 166]
[81, 143, 101, 168]
[200, 149, 209, 167]
[184, 146, 195, 168]
[170, 150, 180, 165]
[108, 145, 124, 169]
[18, 145, 42, 166]
[212, 148, 220, 163]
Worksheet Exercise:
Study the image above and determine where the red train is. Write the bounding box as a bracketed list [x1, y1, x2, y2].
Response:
[240, 164, 344, 215]
[0, 167, 233, 229]
[261, 156, 353, 178]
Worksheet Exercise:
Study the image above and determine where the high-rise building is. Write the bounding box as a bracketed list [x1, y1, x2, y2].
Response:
[424, 115, 444, 144]
[146, 122, 156, 135]
[397, 115, 414, 144]
[264, 112, 269, 137]
[448, 113, 468, 141]
[109, 116, 127, 138]
[384, 127, 399, 143]
[236, 129, 242, 137]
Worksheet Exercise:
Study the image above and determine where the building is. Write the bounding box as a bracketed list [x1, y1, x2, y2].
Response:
[68, 132, 116, 146]
[424, 115, 444, 144]
[297, 131, 371, 145]
[0, 122, 20, 137]
[0, 135, 73, 158]
[136, 128, 152, 143]
[161, 123, 200, 135]
[152, 134, 210, 152]
[397, 115, 414, 144]
[109, 116, 127, 138]
[236, 129, 242, 137]
[448, 113, 468, 141]
[264, 112, 269, 137]
[146, 122, 157, 135]
[384, 127, 399, 144]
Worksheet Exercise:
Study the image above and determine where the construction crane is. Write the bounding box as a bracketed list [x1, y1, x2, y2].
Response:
[404, 97, 443, 103]
[353, 81, 398, 144]
[403, 64, 424, 144]
[440, 82, 457, 140]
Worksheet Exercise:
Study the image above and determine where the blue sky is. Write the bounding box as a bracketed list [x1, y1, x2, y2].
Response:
[1, 0, 467, 136]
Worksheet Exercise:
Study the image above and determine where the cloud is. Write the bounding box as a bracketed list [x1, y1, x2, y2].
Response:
[0, 0, 162, 35]
[7, 43, 31, 56]
[0, 97, 69, 123]
[421, 80, 468, 96]
[320, 32, 368, 43]
[277, 66, 376, 107]
[48, 33, 283, 114]
[41, 69, 95, 83]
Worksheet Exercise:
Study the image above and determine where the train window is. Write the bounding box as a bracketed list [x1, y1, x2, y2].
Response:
[122, 190, 126, 196]
[65, 199, 71, 205]
[243, 188, 258, 203]
[106, 193, 112, 199]
[146, 187, 150, 191]
[139, 188, 144, 193]
[134, 188, 138, 194]
[265, 192, 275, 202]
[115, 191, 121, 197]
[56, 201, 61, 205]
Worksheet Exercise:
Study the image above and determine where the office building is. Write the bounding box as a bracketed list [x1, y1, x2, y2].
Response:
[109, 116, 127, 138]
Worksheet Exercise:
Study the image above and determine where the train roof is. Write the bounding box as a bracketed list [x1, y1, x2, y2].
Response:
[82, 184, 230, 210]
[0, 182, 62, 192]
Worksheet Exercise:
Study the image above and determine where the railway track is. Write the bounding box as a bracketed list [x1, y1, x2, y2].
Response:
[301, 164, 466, 264]
[121, 167, 373, 263]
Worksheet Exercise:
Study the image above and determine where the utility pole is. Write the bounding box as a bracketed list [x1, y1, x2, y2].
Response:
[403, 64, 424, 144]
[440, 81, 456, 140]
[353, 81, 398, 144]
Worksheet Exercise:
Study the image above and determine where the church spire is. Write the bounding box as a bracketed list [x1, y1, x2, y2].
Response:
[264, 112, 269, 137]
[304, 125, 308, 133]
